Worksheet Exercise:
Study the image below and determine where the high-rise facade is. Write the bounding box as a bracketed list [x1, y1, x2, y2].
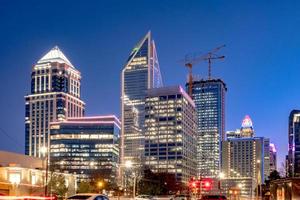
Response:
[144, 86, 197, 183]
[49, 116, 120, 182]
[221, 137, 270, 198]
[121, 31, 163, 165]
[288, 110, 300, 177]
[189, 79, 226, 178]
[269, 143, 277, 173]
[25, 46, 85, 157]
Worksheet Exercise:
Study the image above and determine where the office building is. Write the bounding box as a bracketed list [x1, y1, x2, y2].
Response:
[25, 46, 85, 157]
[49, 116, 120, 182]
[226, 129, 242, 139]
[288, 110, 300, 177]
[121, 31, 163, 165]
[144, 86, 197, 183]
[270, 143, 277, 173]
[221, 137, 270, 198]
[189, 79, 226, 178]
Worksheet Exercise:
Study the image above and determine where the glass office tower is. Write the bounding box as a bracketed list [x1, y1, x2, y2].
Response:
[189, 79, 227, 178]
[25, 46, 85, 157]
[288, 110, 300, 177]
[144, 86, 197, 184]
[121, 31, 163, 165]
[50, 116, 120, 182]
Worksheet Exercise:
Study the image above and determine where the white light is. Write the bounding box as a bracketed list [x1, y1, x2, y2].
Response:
[9, 173, 21, 185]
[219, 172, 225, 179]
[125, 160, 133, 168]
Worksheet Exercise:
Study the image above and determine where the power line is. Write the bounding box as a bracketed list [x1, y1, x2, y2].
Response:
[0, 127, 23, 148]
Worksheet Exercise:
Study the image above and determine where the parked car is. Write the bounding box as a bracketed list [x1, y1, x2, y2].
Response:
[134, 195, 155, 200]
[67, 193, 109, 200]
[200, 195, 227, 200]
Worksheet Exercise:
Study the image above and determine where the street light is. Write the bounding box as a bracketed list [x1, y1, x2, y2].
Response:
[98, 181, 104, 193]
[218, 172, 225, 196]
[124, 160, 137, 199]
[40, 146, 48, 196]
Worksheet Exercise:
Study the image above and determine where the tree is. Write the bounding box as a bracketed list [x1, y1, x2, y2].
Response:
[48, 174, 68, 200]
[138, 169, 180, 195]
[77, 181, 95, 193]
[269, 170, 281, 181]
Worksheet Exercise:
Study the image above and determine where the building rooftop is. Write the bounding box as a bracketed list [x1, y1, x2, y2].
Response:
[0, 151, 43, 169]
[37, 46, 74, 68]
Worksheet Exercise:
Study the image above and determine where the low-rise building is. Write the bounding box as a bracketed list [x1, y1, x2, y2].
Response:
[0, 151, 76, 196]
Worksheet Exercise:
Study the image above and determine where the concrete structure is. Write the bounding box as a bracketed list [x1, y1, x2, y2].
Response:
[144, 86, 197, 184]
[0, 151, 76, 196]
[270, 178, 300, 200]
[121, 31, 163, 166]
[189, 79, 227, 178]
[50, 115, 120, 182]
[25, 46, 85, 158]
[287, 110, 300, 177]
[221, 137, 270, 198]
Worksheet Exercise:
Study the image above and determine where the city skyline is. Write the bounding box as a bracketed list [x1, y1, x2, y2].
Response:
[1, 0, 300, 169]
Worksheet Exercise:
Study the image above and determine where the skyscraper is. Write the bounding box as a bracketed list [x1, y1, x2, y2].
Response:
[25, 46, 85, 157]
[288, 110, 300, 177]
[221, 137, 270, 198]
[50, 115, 120, 182]
[121, 31, 163, 165]
[269, 143, 277, 173]
[144, 86, 197, 183]
[189, 79, 227, 178]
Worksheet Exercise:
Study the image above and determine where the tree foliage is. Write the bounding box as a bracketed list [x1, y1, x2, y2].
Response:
[48, 174, 68, 200]
[138, 169, 180, 195]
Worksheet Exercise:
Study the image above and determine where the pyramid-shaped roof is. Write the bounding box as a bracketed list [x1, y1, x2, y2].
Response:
[38, 46, 74, 67]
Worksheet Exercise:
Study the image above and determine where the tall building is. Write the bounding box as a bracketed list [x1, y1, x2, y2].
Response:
[221, 137, 270, 198]
[25, 46, 85, 157]
[144, 86, 197, 183]
[270, 143, 277, 173]
[121, 31, 163, 165]
[240, 115, 254, 137]
[189, 79, 227, 178]
[49, 116, 120, 182]
[288, 110, 300, 177]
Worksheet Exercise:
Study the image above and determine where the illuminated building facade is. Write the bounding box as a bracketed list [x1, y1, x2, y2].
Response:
[49, 116, 120, 182]
[226, 129, 242, 139]
[0, 151, 76, 196]
[121, 31, 163, 165]
[25, 46, 85, 157]
[221, 137, 270, 198]
[240, 115, 254, 137]
[288, 110, 300, 177]
[189, 79, 226, 178]
[144, 86, 197, 183]
[270, 143, 277, 173]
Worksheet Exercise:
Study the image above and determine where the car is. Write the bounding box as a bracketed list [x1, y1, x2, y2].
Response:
[172, 194, 191, 200]
[200, 195, 227, 200]
[134, 195, 155, 200]
[67, 193, 109, 200]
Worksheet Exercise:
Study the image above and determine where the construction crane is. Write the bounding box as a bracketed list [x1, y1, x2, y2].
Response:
[181, 45, 225, 96]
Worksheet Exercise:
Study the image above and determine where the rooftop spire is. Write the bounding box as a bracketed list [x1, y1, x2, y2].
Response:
[38, 46, 74, 67]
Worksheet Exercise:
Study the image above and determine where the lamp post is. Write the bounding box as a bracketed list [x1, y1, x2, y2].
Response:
[40, 146, 48, 196]
[98, 181, 104, 194]
[219, 172, 225, 197]
[125, 160, 137, 199]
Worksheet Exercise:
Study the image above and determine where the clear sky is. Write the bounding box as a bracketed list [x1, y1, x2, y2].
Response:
[0, 0, 299, 169]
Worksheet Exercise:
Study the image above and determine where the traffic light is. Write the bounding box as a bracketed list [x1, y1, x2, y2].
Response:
[202, 178, 213, 191]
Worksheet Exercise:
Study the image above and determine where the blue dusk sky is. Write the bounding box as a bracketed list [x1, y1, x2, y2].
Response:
[0, 0, 299, 168]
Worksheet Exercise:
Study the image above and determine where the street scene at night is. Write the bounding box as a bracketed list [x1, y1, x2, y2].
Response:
[0, 0, 300, 200]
